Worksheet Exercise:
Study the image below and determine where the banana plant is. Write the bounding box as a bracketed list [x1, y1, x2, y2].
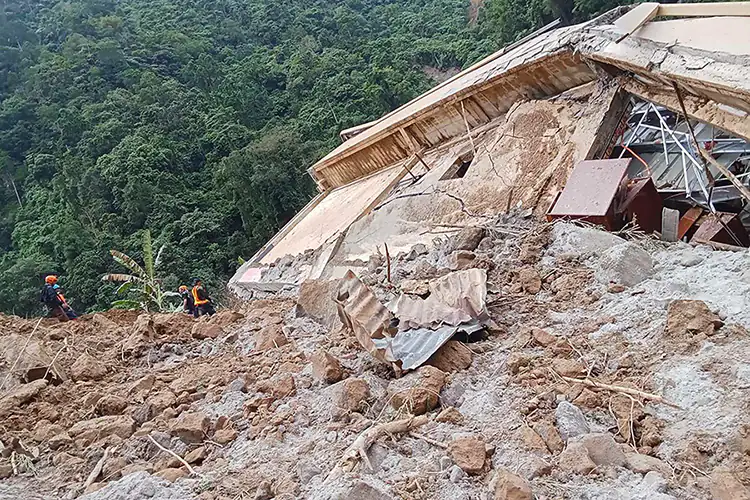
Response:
[102, 230, 179, 312]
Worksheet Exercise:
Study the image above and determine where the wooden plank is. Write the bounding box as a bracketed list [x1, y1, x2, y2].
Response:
[661, 208, 680, 242]
[615, 3, 660, 41]
[657, 2, 750, 17]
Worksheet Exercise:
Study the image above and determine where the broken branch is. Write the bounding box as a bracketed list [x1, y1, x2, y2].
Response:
[83, 447, 110, 491]
[561, 376, 680, 408]
[148, 434, 201, 477]
[409, 431, 448, 449]
[325, 415, 428, 483]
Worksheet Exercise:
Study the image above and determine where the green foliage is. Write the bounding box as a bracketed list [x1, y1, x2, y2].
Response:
[0, 0, 631, 316]
[102, 229, 178, 311]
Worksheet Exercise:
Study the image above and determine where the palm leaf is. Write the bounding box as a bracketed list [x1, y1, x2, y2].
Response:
[115, 281, 136, 295]
[142, 230, 154, 279]
[109, 250, 147, 279]
[101, 273, 140, 283]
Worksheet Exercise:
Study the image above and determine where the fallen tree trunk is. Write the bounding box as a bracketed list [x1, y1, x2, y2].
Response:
[325, 415, 428, 483]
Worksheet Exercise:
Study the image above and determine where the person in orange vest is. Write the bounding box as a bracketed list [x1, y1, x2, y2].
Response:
[53, 283, 78, 320]
[191, 278, 215, 317]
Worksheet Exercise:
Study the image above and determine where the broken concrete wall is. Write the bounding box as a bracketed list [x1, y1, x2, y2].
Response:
[332, 81, 626, 262]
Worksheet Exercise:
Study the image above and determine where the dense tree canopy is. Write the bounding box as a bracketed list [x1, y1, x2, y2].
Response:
[0, 0, 627, 316]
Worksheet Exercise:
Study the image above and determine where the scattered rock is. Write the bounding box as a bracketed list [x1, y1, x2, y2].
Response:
[448, 250, 476, 270]
[48, 432, 73, 450]
[148, 391, 177, 413]
[493, 469, 533, 500]
[448, 437, 486, 475]
[532, 420, 564, 454]
[129, 374, 155, 394]
[102, 456, 128, 480]
[255, 324, 289, 351]
[191, 322, 223, 340]
[332, 378, 371, 418]
[400, 279, 430, 296]
[665, 299, 723, 338]
[33, 420, 63, 443]
[71, 353, 108, 381]
[225, 378, 246, 393]
[518, 267, 542, 294]
[625, 453, 671, 476]
[155, 467, 188, 482]
[426, 341, 472, 373]
[254, 481, 274, 500]
[453, 227, 485, 251]
[184, 446, 207, 464]
[531, 328, 556, 347]
[558, 441, 596, 475]
[520, 426, 548, 453]
[710, 467, 750, 500]
[0, 464, 12, 479]
[0, 379, 47, 416]
[388, 366, 445, 415]
[506, 353, 531, 374]
[551, 358, 585, 378]
[607, 282, 626, 293]
[258, 373, 296, 399]
[96, 395, 128, 415]
[311, 350, 345, 384]
[213, 428, 238, 445]
[595, 242, 653, 287]
[296, 279, 344, 332]
[680, 254, 704, 267]
[555, 401, 590, 442]
[436, 407, 464, 424]
[643, 471, 667, 493]
[170, 412, 209, 443]
[68, 415, 135, 441]
[577, 433, 626, 467]
[449, 464, 467, 483]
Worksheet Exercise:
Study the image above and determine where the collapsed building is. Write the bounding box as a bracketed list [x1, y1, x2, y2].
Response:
[231, 2, 750, 297]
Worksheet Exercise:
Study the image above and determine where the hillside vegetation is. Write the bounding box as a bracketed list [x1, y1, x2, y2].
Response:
[0, 0, 620, 315]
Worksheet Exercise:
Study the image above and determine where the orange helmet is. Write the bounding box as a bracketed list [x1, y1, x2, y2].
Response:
[178, 285, 188, 292]
[45, 275, 58, 284]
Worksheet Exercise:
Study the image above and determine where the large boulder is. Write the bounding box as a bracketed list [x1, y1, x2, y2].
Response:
[254, 324, 289, 351]
[388, 366, 445, 415]
[595, 242, 653, 287]
[296, 279, 343, 332]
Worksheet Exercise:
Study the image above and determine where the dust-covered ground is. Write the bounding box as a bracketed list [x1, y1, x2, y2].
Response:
[1, 217, 748, 500]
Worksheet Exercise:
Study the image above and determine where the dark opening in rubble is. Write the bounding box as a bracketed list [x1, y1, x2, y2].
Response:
[440, 154, 474, 180]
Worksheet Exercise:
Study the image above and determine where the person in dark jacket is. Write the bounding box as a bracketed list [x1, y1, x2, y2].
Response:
[191, 278, 216, 317]
[179, 285, 195, 316]
[40, 275, 68, 322]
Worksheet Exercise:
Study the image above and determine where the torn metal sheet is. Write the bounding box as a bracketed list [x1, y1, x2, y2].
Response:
[373, 322, 483, 371]
[335, 270, 396, 364]
[389, 269, 489, 330]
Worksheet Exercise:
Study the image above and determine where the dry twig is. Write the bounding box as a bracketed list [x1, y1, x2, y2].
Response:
[409, 431, 448, 449]
[561, 376, 679, 408]
[83, 447, 110, 491]
[325, 415, 428, 483]
[1, 318, 43, 392]
[148, 434, 201, 477]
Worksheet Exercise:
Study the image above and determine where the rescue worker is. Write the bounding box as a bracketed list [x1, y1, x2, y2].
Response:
[40, 275, 68, 322]
[191, 278, 215, 317]
[53, 283, 78, 320]
[179, 285, 195, 316]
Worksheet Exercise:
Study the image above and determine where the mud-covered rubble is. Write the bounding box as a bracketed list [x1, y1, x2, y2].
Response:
[1, 217, 750, 499]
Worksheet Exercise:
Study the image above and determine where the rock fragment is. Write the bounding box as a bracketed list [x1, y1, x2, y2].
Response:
[448, 437, 486, 475]
[555, 401, 590, 442]
[255, 324, 289, 351]
[577, 433, 626, 467]
[665, 299, 723, 338]
[493, 469, 533, 500]
[436, 407, 464, 424]
[155, 467, 188, 482]
[426, 341, 472, 373]
[191, 322, 223, 340]
[332, 378, 371, 419]
[71, 354, 107, 381]
[558, 441, 595, 475]
[625, 453, 671, 476]
[310, 350, 344, 384]
[388, 366, 445, 415]
[453, 227, 485, 251]
[595, 242, 653, 287]
[170, 412, 209, 444]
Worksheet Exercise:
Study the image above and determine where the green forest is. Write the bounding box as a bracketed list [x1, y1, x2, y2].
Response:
[0, 0, 625, 316]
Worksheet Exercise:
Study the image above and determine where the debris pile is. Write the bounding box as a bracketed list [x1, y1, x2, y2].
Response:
[2, 216, 750, 499]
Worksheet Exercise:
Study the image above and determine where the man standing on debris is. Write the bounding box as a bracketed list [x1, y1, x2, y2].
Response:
[179, 285, 195, 316]
[191, 278, 216, 317]
[40, 275, 70, 322]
